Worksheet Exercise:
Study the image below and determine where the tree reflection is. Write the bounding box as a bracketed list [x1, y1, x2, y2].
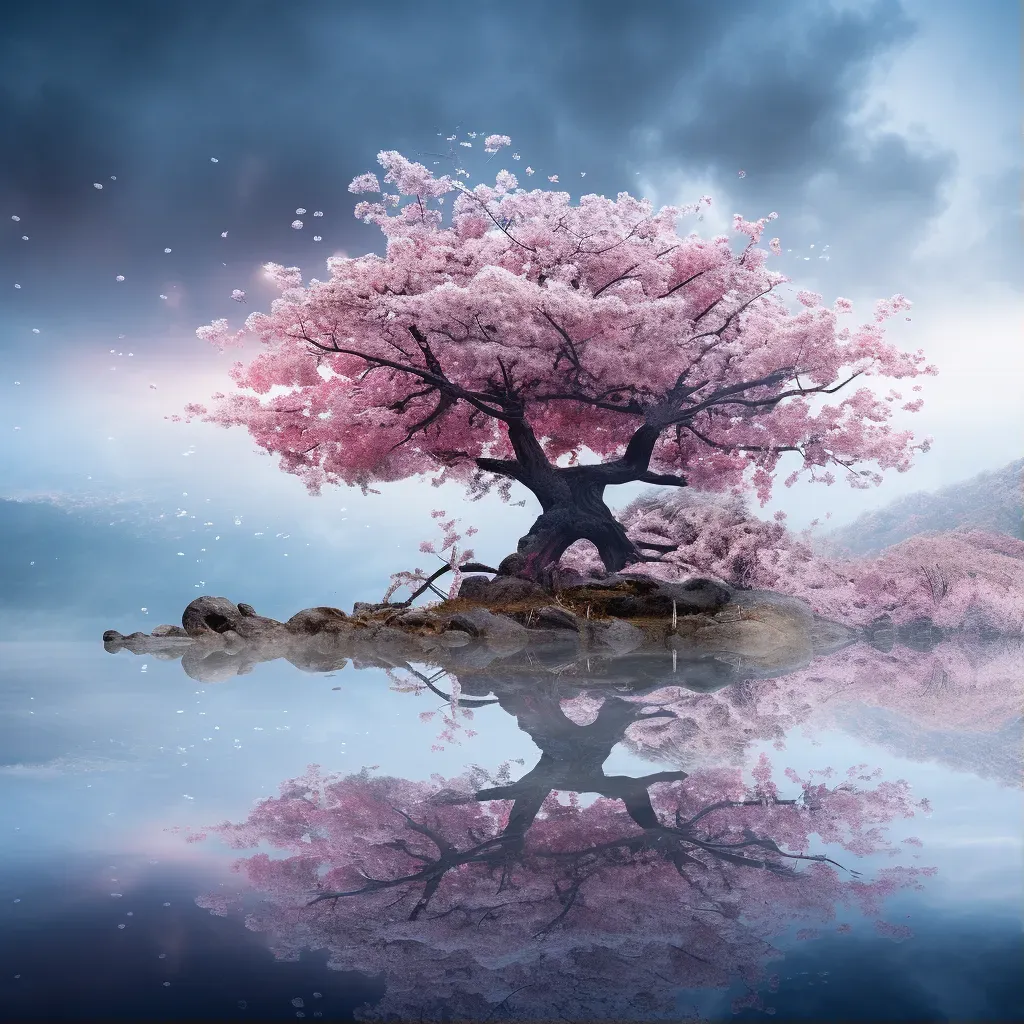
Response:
[188, 692, 932, 1021]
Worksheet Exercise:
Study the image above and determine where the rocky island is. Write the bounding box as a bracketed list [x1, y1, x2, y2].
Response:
[102, 569, 941, 691]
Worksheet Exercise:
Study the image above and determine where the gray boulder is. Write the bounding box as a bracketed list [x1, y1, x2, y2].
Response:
[441, 607, 529, 653]
[352, 601, 395, 617]
[532, 606, 579, 630]
[285, 606, 351, 635]
[393, 608, 437, 628]
[151, 624, 189, 637]
[582, 617, 645, 655]
[181, 596, 283, 640]
[456, 575, 494, 601]
[475, 575, 549, 605]
[438, 629, 473, 646]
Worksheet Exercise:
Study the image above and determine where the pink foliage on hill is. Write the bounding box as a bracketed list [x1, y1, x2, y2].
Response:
[563, 490, 1024, 633]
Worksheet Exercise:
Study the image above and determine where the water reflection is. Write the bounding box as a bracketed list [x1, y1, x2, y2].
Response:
[2, 618, 1021, 1020]
[186, 696, 933, 1021]
[99, 621, 1019, 1020]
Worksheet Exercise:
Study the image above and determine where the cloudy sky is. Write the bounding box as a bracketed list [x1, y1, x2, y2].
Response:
[1, 0, 1019, 581]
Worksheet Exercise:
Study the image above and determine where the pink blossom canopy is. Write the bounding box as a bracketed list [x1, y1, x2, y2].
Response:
[187, 145, 937, 505]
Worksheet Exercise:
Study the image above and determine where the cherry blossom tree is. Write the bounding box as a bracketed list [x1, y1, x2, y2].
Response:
[185, 138, 936, 582]
[186, 696, 933, 1020]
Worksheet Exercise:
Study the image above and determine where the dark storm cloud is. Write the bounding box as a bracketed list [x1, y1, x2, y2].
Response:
[0, 0, 955, 327]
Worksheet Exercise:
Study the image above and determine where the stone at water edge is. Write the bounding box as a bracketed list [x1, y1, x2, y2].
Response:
[439, 606, 529, 654]
[393, 608, 436, 628]
[180, 595, 285, 640]
[284, 606, 350, 635]
[351, 601, 398, 617]
[151, 624, 189, 637]
[438, 630, 473, 647]
[581, 617, 646, 656]
[531, 606, 579, 630]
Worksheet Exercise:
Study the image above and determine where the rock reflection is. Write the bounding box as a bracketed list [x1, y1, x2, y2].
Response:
[103, 594, 1022, 781]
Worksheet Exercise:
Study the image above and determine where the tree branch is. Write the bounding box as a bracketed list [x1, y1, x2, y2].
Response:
[638, 470, 688, 487]
[298, 331, 516, 422]
[659, 267, 712, 299]
[395, 560, 500, 606]
[475, 457, 530, 484]
[672, 369, 865, 424]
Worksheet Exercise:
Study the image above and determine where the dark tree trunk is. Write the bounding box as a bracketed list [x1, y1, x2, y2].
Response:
[514, 475, 643, 580]
[477, 417, 681, 584]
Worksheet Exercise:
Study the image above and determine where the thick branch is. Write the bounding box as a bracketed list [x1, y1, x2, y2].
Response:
[531, 390, 644, 415]
[659, 267, 712, 299]
[387, 391, 457, 453]
[299, 331, 515, 422]
[506, 417, 555, 474]
[638, 470, 688, 487]
[475, 457, 530, 484]
[583, 421, 679, 488]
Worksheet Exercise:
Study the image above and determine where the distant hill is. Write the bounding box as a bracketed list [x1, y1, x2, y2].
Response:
[0, 495, 368, 639]
[817, 458, 1023, 557]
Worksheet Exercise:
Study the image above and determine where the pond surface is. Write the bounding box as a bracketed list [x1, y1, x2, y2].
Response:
[2, 612, 1022, 1021]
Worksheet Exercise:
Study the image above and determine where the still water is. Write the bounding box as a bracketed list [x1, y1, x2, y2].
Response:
[1, 603, 1021, 1021]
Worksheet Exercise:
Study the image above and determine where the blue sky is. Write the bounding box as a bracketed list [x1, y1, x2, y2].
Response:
[1, 0, 1019, 581]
